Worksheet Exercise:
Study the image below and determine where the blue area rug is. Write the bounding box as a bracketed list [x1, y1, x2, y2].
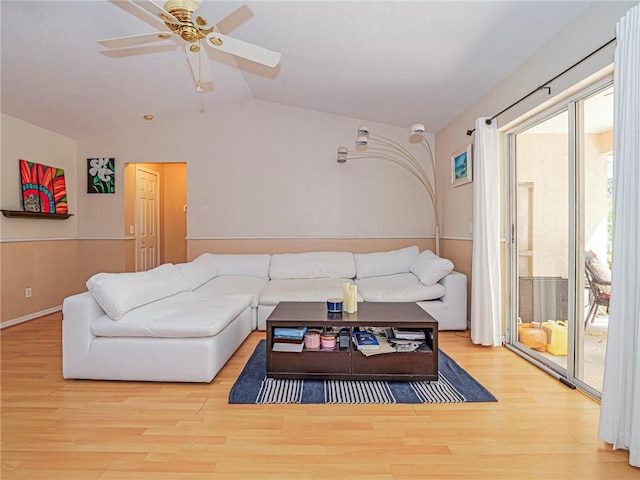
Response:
[229, 340, 497, 404]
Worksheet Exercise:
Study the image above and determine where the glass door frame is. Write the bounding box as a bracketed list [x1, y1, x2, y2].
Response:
[505, 75, 614, 399]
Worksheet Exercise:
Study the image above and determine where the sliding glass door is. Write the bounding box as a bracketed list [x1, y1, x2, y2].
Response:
[507, 78, 613, 398]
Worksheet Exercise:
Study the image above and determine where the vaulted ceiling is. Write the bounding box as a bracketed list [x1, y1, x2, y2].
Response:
[1, 1, 598, 139]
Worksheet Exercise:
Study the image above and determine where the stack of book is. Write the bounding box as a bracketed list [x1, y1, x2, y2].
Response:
[272, 327, 307, 352]
[352, 330, 380, 351]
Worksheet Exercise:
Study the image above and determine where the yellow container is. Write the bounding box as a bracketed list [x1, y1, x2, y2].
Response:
[541, 320, 568, 356]
[518, 322, 547, 352]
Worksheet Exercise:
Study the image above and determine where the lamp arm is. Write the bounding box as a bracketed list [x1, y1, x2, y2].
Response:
[365, 135, 433, 193]
[369, 134, 420, 167]
[345, 152, 435, 208]
[364, 146, 431, 188]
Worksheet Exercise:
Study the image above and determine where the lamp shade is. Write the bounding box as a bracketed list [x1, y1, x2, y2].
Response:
[337, 146, 349, 155]
[410, 123, 426, 135]
[356, 136, 369, 146]
[357, 126, 370, 136]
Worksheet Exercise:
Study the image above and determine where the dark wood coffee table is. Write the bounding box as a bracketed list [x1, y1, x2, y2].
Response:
[266, 301, 438, 381]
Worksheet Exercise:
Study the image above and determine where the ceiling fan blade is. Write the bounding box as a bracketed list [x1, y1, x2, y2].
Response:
[99, 32, 175, 49]
[132, 0, 180, 25]
[185, 43, 213, 86]
[205, 32, 281, 68]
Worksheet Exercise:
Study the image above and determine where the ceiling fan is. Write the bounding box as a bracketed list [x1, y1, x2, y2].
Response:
[98, 0, 282, 92]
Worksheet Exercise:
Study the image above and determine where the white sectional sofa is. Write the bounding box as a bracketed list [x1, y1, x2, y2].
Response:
[62, 246, 466, 383]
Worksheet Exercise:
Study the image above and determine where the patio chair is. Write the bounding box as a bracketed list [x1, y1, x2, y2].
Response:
[584, 258, 611, 328]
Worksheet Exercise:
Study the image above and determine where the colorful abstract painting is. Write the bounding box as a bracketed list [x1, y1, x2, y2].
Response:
[19, 159, 41, 212]
[53, 168, 68, 214]
[87, 158, 115, 194]
[37, 163, 56, 213]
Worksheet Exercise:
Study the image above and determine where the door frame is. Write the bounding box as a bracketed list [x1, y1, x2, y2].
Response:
[504, 75, 614, 398]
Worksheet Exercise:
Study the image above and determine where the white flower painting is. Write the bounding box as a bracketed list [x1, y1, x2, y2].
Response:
[87, 158, 115, 193]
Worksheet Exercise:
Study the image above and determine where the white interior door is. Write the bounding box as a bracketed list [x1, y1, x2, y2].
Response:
[135, 166, 160, 272]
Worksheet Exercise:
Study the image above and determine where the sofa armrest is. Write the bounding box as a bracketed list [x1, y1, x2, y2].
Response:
[417, 271, 468, 330]
[62, 292, 104, 379]
[438, 271, 467, 304]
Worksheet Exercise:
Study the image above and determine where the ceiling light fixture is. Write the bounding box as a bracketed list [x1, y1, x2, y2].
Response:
[337, 124, 439, 255]
[143, 114, 154, 121]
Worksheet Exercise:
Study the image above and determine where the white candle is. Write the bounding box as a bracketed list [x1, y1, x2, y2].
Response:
[346, 284, 356, 313]
[342, 283, 350, 312]
[353, 285, 358, 312]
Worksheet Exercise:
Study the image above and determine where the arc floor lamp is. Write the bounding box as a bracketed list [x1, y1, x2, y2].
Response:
[336, 123, 440, 255]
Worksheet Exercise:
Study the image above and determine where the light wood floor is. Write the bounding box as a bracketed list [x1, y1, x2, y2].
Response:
[1, 313, 636, 479]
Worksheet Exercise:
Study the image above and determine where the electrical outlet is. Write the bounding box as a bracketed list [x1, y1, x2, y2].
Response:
[25, 287, 32, 298]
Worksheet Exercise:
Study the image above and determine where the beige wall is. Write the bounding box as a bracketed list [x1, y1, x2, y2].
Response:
[1, 115, 80, 324]
[76, 100, 437, 241]
[162, 163, 187, 264]
[0, 240, 82, 323]
[188, 237, 435, 258]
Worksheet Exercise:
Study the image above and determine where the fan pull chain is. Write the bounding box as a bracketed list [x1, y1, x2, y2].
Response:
[196, 40, 203, 93]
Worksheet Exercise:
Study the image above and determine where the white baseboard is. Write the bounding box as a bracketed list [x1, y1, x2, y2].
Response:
[1, 306, 62, 329]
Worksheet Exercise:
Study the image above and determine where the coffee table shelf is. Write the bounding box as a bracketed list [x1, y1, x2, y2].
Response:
[266, 301, 438, 382]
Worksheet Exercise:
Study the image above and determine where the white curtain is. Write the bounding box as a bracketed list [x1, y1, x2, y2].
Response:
[470, 117, 502, 346]
[599, 3, 640, 468]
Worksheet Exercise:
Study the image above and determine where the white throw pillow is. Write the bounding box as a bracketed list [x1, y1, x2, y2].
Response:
[211, 254, 271, 279]
[86, 263, 191, 320]
[410, 250, 454, 286]
[176, 253, 218, 290]
[354, 246, 420, 279]
[270, 252, 356, 279]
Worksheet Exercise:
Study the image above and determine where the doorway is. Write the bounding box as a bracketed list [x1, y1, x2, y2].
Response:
[507, 78, 613, 398]
[124, 163, 188, 272]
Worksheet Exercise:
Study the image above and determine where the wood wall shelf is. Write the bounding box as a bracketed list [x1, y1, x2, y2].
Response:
[1, 210, 73, 220]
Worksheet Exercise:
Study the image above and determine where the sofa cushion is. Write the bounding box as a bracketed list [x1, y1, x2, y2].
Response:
[356, 273, 445, 302]
[194, 275, 268, 308]
[91, 292, 252, 338]
[176, 253, 217, 290]
[211, 254, 271, 279]
[269, 252, 356, 279]
[86, 263, 191, 321]
[259, 278, 360, 306]
[354, 246, 420, 279]
[410, 250, 454, 286]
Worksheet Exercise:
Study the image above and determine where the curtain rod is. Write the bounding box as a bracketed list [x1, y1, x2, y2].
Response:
[466, 37, 616, 136]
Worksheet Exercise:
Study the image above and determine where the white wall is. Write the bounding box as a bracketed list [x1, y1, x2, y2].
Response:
[0, 114, 78, 240]
[434, 1, 636, 240]
[76, 100, 436, 240]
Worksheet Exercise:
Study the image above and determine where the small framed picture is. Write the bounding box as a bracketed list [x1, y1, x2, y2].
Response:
[87, 158, 115, 194]
[451, 144, 472, 187]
